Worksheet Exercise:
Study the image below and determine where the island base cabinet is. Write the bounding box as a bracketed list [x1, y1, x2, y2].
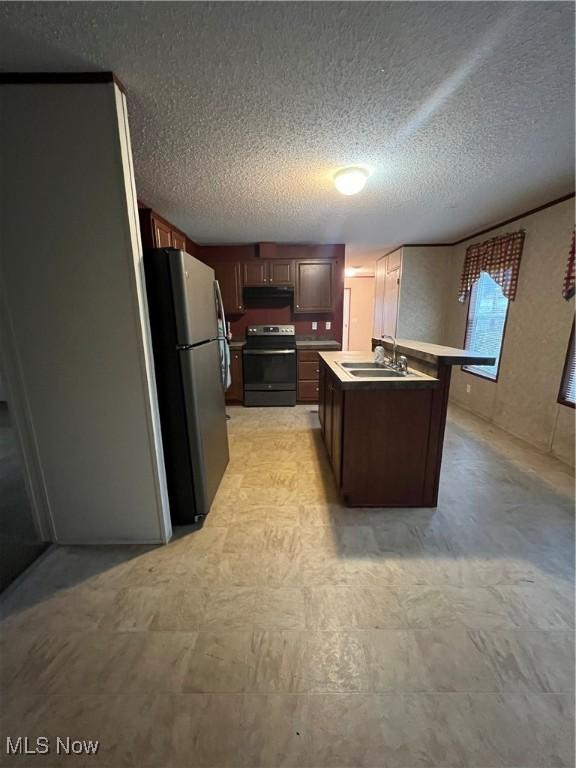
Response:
[318, 360, 439, 507]
[319, 367, 343, 484]
[341, 389, 433, 506]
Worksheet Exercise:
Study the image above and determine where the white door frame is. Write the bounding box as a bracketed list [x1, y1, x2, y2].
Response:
[342, 287, 351, 351]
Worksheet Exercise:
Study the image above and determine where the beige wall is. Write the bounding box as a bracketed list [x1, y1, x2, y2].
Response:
[0, 83, 171, 542]
[345, 276, 375, 351]
[444, 199, 575, 466]
[398, 246, 452, 344]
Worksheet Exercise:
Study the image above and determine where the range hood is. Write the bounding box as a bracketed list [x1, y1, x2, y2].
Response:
[242, 285, 294, 301]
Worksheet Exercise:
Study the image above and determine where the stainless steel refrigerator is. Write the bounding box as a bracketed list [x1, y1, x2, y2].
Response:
[144, 248, 229, 525]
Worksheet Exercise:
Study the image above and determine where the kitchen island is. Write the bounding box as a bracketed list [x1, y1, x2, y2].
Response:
[318, 341, 494, 507]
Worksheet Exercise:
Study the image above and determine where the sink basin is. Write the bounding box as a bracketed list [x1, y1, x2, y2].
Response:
[349, 369, 406, 378]
[340, 361, 382, 368]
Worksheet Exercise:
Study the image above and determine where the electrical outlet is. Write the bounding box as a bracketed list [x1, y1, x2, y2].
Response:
[325, 321, 331, 330]
[466, 384, 471, 393]
[312, 321, 317, 330]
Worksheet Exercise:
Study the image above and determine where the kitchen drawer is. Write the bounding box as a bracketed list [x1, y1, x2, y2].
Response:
[299, 360, 320, 381]
[298, 380, 320, 401]
[298, 349, 319, 362]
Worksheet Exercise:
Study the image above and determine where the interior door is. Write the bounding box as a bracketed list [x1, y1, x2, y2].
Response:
[170, 251, 219, 345]
[179, 340, 229, 518]
[373, 257, 386, 338]
[382, 266, 400, 338]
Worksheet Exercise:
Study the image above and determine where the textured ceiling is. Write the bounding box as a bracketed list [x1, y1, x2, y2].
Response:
[0, 2, 574, 247]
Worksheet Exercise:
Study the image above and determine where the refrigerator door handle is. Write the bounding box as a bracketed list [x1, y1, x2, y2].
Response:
[214, 279, 230, 389]
[214, 280, 227, 337]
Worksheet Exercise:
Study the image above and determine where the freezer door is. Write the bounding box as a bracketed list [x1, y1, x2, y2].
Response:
[179, 339, 229, 519]
[169, 250, 219, 346]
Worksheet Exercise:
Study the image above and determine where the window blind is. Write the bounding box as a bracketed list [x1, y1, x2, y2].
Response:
[559, 324, 575, 407]
[463, 271, 509, 380]
[562, 231, 575, 300]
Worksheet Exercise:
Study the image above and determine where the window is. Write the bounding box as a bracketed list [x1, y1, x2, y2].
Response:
[462, 271, 509, 381]
[558, 323, 575, 408]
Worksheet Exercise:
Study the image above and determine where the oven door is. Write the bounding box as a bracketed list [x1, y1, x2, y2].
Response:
[243, 349, 297, 391]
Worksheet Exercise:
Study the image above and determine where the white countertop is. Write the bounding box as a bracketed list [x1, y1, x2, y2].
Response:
[319, 351, 439, 390]
[373, 338, 496, 366]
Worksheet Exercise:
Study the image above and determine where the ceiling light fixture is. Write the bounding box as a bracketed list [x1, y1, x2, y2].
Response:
[334, 167, 369, 196]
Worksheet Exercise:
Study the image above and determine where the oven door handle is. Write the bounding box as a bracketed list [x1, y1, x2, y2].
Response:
[243, 349, 296, 355]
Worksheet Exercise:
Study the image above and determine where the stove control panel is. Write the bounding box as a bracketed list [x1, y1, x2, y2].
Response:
[247, 325, 295, 336]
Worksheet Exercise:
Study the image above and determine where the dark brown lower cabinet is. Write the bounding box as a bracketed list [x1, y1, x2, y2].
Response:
[331, 383, 343, 488]
[318, 358, 449, 507]
[298, 347, 340, 403]
[318, 363, 326, 429]
[226, 349, 243, 403]
[321, 370, 340, 474]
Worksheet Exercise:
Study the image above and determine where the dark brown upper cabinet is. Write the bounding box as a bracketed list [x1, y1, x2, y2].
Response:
[171, 230, 187, 251]
[242, 260, 294, 286]
[214, 262, 244, 314]
[268, 260, 293, 285]
[294, 260, 334, 312]
[242, 261, 268, 286]
[152, 216, 173, 249]
[139, 207, 192, 253]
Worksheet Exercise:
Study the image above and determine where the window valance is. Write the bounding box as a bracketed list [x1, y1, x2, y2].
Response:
[458, 230, 525, 303]
[562, 231, 575, 301]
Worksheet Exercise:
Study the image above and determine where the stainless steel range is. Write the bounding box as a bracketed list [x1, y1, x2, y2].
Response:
[243, 325, 297, 406]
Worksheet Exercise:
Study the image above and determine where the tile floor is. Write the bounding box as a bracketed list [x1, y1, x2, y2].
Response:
[0, 404, 574, 767]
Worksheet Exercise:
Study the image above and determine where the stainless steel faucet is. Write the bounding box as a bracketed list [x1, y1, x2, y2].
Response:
[381, 335, 397, 366]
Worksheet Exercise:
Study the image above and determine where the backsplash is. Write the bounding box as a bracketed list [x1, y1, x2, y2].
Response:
[196, 243, 344, 343]
[228, 303, 338, 342]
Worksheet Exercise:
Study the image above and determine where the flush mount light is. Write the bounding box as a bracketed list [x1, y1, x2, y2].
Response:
[334, 166, 369, 196]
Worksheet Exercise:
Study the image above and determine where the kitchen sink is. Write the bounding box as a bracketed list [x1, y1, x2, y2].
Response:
[340, 361, 382, 368]
[349, 369, 407, 378]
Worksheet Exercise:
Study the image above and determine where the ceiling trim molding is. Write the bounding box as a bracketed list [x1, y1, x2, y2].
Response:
[450, 191, 575, 245]
[376, 191, 575, 259]
[0, 71, 126, 93]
